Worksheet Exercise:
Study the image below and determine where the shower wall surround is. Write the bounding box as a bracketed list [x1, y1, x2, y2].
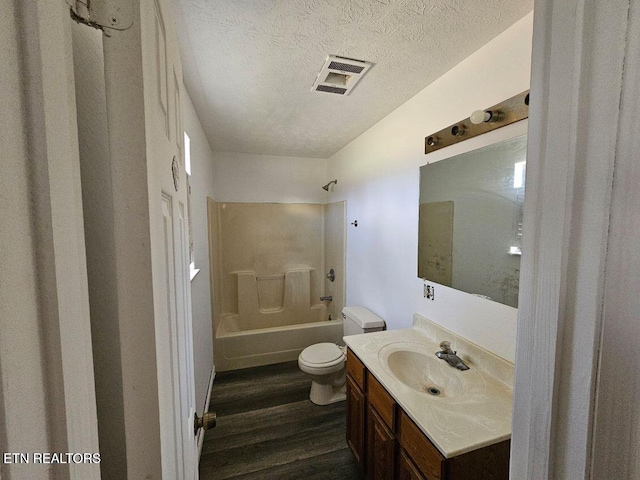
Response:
[220, 203, 324, 321]
[209, 201, 346, 371]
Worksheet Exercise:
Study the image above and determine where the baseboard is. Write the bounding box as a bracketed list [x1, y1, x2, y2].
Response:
[197, 364, 216, 460]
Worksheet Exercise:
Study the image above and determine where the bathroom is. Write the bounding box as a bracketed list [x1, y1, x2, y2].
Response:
[187, 9, 532, 369]
[171, 0, 640, 474]
[4, 0, 638, 478]
[182, 2, 533, 476]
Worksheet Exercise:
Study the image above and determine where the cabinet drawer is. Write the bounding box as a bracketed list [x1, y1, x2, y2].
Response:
[398, 410, 445, 480]
[366, 371, 396, 430]
[346, 348, 366, 390]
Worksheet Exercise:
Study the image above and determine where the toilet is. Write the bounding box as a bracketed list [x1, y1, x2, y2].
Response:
[298, 306, 385, 405]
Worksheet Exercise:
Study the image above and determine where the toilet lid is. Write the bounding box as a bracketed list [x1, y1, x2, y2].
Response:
[300, 343, 345, 367]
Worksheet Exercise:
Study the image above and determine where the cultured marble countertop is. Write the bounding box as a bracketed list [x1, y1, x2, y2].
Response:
[343, 315, 514, 458]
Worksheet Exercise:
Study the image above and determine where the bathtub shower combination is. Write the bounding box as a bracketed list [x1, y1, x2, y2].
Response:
[208, 201, 346, 371]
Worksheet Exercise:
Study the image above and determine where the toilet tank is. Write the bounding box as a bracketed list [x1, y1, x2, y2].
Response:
[342, 306, 385, 337]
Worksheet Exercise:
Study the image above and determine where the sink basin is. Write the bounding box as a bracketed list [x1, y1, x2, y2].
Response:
[378, 342, 467, 399]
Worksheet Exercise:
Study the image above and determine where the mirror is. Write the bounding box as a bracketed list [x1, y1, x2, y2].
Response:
[418, 135, 526, 307]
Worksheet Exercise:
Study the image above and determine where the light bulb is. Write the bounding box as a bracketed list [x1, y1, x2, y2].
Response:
[470, 110, 493, 124]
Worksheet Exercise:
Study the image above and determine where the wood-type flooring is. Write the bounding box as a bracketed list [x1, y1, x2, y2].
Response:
[199, 361, 366, 480]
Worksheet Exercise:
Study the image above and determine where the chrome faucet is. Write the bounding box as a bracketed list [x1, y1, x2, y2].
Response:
[435, 341, 469, 370]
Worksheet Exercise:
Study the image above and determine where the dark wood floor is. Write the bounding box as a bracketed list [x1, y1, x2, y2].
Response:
[199, 361, 366, 480]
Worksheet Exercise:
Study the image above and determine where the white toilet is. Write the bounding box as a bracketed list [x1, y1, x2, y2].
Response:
[298, 306, 385, 405]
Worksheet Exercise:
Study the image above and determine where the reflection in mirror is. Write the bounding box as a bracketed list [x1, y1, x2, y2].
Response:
[418, 135, 527, 307]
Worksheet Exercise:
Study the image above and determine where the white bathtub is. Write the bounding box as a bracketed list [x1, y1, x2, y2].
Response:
[214, 316, 343, 371]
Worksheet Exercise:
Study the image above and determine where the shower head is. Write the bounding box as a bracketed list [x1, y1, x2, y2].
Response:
[322, 179, 338, 191]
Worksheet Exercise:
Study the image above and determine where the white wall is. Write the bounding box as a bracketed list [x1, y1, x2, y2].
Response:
[183, 91, 216, 415]
[327, 13, 533, 362]
[213, 151, 328, 204]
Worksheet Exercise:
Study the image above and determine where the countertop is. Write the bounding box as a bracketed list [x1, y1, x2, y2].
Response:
[343, 316, 514, 458]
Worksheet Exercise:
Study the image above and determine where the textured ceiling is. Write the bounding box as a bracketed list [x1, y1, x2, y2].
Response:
[173, 0, 532, 158]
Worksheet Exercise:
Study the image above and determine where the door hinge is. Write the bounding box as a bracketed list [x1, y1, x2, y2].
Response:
[67, 0, 133, 31]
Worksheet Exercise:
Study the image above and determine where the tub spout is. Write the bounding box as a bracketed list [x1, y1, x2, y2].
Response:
[320, 296, 333, 302]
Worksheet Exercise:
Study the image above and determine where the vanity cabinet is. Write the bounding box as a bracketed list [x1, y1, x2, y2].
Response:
[345, 348, 510, 480]
[346, 350, 367, 468]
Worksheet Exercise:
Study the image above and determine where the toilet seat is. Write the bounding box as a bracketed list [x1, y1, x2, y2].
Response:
[299, 343, 345, 369]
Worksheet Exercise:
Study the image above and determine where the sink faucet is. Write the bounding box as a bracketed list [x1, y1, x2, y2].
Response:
[435, 341, 469, 370]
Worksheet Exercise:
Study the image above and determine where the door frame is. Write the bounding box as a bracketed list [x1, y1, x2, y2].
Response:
[512, 0, 637, 477]
[1, 1, 100, 479]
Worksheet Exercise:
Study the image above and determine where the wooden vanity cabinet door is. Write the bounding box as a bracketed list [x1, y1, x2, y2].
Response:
[398, 410, 445, 480]
[366, 403, 395, 480]
[398, 449, 428, 480]
[346, 374, 366, 468]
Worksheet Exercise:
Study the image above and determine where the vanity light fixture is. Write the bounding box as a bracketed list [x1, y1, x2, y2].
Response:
[424, 90, 529, 154]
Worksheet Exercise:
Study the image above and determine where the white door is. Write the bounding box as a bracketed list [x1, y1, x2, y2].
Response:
[142, 0, 198, 477]
[157, 189, 197, 480]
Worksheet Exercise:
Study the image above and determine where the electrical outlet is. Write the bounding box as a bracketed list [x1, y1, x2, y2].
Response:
[424, 283, 435, 300]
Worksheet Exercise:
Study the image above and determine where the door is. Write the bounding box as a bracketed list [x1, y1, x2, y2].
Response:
[157, 192, 197, 479]
[346, 375, 366, 468]
[398, 450, 427, 480]
[142, 0, 198, 477]
[366, 404, 396, 480]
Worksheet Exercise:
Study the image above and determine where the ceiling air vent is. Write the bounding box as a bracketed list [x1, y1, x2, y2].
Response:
[316, 85, 347, 95]
[312, 55, 372, 96]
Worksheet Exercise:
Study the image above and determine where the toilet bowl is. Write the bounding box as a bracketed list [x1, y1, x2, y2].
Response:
[298, 306, 385, 405]
[298, 343, 347, 405]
